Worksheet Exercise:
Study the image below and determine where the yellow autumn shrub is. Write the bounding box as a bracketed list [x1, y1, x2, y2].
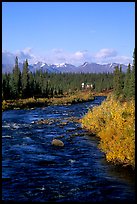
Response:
[80, 95, 135, 169]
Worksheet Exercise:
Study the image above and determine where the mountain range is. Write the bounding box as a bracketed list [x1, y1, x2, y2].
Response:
[2, 61, 128, 74]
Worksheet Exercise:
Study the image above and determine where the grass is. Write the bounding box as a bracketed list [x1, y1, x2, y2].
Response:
[2, 90, 94, 111]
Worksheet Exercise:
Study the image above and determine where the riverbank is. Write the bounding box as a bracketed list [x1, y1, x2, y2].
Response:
[2, 90, 95, 111]
[2, 96, 135, 202]
[80, 94, 135, 170]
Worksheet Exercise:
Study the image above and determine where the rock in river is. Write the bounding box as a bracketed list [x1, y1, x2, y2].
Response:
[51, 139, 64, 147]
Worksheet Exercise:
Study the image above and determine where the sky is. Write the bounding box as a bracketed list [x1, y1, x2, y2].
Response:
[2, 2, 135, 65]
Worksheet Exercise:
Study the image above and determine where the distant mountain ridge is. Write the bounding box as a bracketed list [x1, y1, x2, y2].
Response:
[2, 61, 128, 74]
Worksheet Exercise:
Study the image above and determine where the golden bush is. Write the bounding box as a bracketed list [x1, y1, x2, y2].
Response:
[81, 95, 135, 169]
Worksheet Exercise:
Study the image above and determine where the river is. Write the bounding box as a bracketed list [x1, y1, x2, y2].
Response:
[2, 96, 135, 202]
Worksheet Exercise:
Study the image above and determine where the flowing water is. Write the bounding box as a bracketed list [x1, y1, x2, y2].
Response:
[2, 96, 135, 202]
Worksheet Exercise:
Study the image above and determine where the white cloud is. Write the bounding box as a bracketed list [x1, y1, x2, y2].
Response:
[110, 55, 132, 65]
[2, 47, 132, 66]
[2, 51, 15, 64]
[93, 48, 132, 65]
[41, 49, 91, 65]
[15, 47, 38, 64]
[95, 48, 117, 58]
[74, 51, 84, 59]
[2, 48, 41, 65]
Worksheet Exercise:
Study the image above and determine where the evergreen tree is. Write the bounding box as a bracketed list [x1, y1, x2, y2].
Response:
[2, 73, 11, 99]
[29, 71, 34, 97]
[129, 48, 135, 99]
[113, 65, 123, 98]
[10, 57, 21, 99]
[3, 57, 118, 100]
[22, 59, 30, 98]
[123, 63, 132, 99]
[119, 64, 124, 90]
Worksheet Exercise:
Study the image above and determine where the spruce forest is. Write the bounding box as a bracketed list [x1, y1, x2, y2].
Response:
[2, 49, 135, 101]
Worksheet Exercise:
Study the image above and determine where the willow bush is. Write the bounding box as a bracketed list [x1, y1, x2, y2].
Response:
[80, 94, 135, 169]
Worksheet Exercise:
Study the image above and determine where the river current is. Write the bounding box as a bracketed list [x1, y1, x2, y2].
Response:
[2, 96, 135, 202]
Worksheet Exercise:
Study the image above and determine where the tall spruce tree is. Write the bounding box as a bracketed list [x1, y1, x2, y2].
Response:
[10, 56, 21, 99]
[113, 65, 123, 98]
[129, 48, 135, 99]
[22, 59, 30, 98]
[2, 73, 11, 99]
[29, 71, 34, 97]
[123, 63, 132, 99]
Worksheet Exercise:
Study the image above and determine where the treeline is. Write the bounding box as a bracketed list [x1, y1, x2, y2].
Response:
[113, 48, 135, 100]
[2, 57, 114, 100]
[2, 48, 135, 101]
[2, 57, 63, 100]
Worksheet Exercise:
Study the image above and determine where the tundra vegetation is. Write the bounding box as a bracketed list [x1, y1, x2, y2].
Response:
[80, 49, 135, 169]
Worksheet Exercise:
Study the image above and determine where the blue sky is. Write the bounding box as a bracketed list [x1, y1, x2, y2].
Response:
[2, 2, 135, 65]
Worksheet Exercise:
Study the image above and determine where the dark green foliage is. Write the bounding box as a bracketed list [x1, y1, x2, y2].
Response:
[2, 66, 114, 100]
[123, 49, 135, 100]
[130, 49, 135, 99]
[28, 71, 35, 97]
[8, 57, 21, 99]
[113, 65, 124, 98]
[123, 63, 132, 99]
[22, 59, 30, 98]
[113, 49, 135, 100]
[2, 49, 135, 101]
[2, 73, 11, 99]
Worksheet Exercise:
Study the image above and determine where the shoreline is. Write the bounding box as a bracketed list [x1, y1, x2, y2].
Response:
[2, 90, 102, 111]
[80, 95, 135, 170]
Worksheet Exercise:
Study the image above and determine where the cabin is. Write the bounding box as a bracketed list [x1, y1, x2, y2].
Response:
[81, 82, 85, 89]
[81, 82, 94, 90]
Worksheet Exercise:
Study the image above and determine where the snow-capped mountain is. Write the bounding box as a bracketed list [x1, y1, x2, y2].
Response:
[2, 61, 128, 74]
[78, 62, 127, 73]
[52, 63, 77, 73]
